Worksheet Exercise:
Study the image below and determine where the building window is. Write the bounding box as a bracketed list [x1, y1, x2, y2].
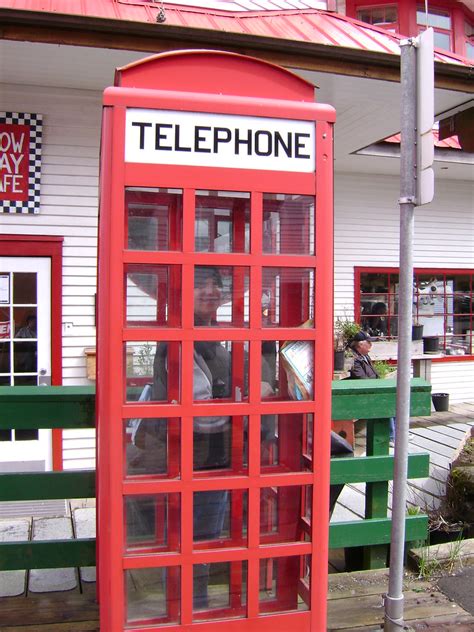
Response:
[356, 269, 474, 357]
[357, 5, 398, 30]
[465, 20, 474, 59]
[417, 7, 452, 50]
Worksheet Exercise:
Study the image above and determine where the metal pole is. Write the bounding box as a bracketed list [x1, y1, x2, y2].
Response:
[384, 38, 416, 631]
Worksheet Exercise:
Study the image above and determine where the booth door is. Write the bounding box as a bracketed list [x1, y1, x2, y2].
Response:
[0, 257, 52, 471]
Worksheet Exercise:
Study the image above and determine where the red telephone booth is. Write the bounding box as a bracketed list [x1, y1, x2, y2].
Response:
[97, 50, 335, 632]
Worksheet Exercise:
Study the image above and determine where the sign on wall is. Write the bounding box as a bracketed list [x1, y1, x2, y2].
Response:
[0, 112, 42, 214]
[125, 109, 315, 172]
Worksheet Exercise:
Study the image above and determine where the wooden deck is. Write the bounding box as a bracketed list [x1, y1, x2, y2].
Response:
[1, 567, 474, 631]
[331, 401, 474, 524]
[0, 403, 473, 630]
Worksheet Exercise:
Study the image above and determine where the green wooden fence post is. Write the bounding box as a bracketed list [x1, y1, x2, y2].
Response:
[363, 418, 391, 569]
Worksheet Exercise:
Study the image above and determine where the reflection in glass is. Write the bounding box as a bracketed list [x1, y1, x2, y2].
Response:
[193, 561, 247, 618]
[263, 194, 315, 255]
[259, 555, 309, 613]
[193, 340, 248, 403]
[194, 266, 249, 327]
[125, 264, 181, 327]
[262, 340, 314, 401]
[125, 493, 180, 552]
[261, 414, 307, 472]
[126, 187, 183, 251]
[125, 418, 180, 478]
[126, 566, 180, 625]
[193, 489, 247, 547]
[125, 341, 180, 403]
[195, 191, 250, 253]
[262, 268, 314, 327]
[193, 415, 248, 474]
[13, 341, 37, 373]
[260, 486, 306, 544]
[13, 272, 36, 304]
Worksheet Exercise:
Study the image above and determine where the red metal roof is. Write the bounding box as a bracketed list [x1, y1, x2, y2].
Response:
[385, 131, 462, 149]
[1, 0, 473, 68]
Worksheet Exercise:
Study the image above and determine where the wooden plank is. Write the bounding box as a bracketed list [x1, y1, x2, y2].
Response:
[327, 588, 469, 630]
[332, 378, 431, 421]
[0, 590, 99, 628]
[0, 539, 96, 571]
[329, 515, 428, 549]
[330, 453, 429, 485]
[0, 471, 95, 502]
[0, 386, 95, 430]
[409, 426, 466, 449]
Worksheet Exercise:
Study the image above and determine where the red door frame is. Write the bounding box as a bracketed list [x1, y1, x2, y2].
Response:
[0, 234, 63, 469]
[98, 50, 335, 632]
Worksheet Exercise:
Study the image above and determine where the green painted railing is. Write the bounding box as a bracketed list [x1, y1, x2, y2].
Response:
[0, 379, 431, 572]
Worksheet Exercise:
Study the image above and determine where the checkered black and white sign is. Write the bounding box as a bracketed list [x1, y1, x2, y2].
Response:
[0, 112, 43, 214]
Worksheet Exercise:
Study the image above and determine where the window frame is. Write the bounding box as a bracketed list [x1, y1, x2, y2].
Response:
[355, 267, 474, 362]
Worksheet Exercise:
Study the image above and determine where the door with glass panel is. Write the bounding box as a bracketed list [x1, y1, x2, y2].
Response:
[0, 257, 52, 471]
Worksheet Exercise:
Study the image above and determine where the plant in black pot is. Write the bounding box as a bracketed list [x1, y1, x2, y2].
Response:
[334, 318, 362, 370]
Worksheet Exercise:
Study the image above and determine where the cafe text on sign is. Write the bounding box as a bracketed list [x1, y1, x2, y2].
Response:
[0, 113, 43, 214]
[0, 123, 30, 201]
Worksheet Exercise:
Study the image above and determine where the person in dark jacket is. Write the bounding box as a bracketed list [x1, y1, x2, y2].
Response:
[349, 331, 395, 444]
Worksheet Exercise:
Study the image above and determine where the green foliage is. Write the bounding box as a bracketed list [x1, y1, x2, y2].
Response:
[373, 360, 395, 379]
[335, 318, 361, 349]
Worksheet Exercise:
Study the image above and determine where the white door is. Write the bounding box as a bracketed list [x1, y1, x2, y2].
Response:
[0, 257, 52, 471]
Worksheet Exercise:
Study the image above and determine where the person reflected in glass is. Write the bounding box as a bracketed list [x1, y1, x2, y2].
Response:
[15, 315, 37, 374]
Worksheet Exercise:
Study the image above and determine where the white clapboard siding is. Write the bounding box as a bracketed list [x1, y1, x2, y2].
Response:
[0, 84, 101, 467]
[334, 173, 474, 403]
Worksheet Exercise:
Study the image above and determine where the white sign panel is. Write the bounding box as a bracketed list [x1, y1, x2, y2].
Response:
[125, 109, 315, 172]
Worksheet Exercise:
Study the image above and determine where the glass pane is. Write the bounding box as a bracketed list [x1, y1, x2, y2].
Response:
[194, 266, 249, 327]
[126, 566, 180, 625]
[360, 272, 389, 294]
[13, 272, 36, 304]
[193, 340, 248, 403]
[126, 341, 180, 403]
[126, 187, 183, 251]
[14, 309, 37, 338]
[260, 486, 306, 544]
[466, 41, 474, 60]
[193, 489, 247, 548]
[0, 342, 11, 374]
[0, 429, 12, 441]
[14, 376, 37, 385]
[362, 301, 389, 336]
[265, 340, 314, 401]
[194, 416, 247, 473]
[15, 429, 39, 441]
[125, 493, 180, 552]
[125, 417, 180, 478]
[195, 190, 250, 253]
[193, 561, 247, 618]
[259, 555, 310, 613]
[125, 264, 181, 327]
[433, 31, 451, 50]
[13, 341, 37, 373]
[0, 307, 10, 340]
[261, 414, 308, 471]
[262, 267, 314, 327]
[414, 277, 446, 336]
[417, 9, 451, 29]
[263, 194, 315, 255]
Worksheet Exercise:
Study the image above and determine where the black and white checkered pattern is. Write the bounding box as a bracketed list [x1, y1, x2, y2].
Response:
[0, 112, 43, 214]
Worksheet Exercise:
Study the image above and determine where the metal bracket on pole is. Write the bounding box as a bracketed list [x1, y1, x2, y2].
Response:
[398, 197, 415, 204]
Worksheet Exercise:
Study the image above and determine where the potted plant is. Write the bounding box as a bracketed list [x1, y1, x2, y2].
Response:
[334, 318, 361, 370]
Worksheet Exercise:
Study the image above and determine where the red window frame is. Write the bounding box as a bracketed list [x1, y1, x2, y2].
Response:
[355, 267, 474, 361]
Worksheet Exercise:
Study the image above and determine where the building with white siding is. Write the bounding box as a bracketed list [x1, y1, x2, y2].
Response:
[0, 0, 472, 470]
